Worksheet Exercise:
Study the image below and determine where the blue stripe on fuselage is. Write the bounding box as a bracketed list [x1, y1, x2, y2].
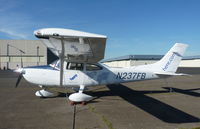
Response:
[24, 65, 59, 71]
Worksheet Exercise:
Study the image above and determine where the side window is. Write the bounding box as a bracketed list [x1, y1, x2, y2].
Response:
[66, 62, 83, 71]
[76, 63, 83, 70]
[86, 64, 102, 71]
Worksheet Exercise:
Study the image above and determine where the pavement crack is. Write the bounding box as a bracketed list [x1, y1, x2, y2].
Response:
[88, 105, 115, 129]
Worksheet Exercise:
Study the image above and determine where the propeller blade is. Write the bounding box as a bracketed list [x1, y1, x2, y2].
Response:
[15, 74, 22, 88]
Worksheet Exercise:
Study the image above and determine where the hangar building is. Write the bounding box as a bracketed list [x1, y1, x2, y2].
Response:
[0, 40, 47, 69]
[102, 55, 200, 68]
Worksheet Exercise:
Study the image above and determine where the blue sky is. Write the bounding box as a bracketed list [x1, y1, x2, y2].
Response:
[0, 0, 200, 59]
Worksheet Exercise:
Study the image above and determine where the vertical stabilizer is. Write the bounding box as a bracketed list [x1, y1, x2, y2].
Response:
[154, 43, 188, 73]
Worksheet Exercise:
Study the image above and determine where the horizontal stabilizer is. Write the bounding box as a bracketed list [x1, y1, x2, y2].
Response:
[154, 72, 188, 76]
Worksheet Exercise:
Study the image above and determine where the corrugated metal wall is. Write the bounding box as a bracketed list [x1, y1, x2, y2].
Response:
[0, 40, 47, 69]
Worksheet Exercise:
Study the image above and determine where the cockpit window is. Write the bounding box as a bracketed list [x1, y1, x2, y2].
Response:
[50, 60, 60, 69]
[56, 61, 60, 68]
[66, 62, 83, 71]
[51, 60, 101, 71]
[86, 64, 102, 71]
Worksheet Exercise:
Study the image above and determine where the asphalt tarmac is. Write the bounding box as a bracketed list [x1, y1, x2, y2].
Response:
[0, 70, 200, 129]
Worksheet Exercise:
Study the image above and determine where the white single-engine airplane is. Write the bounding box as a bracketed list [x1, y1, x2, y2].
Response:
[15, 28, 188, 105]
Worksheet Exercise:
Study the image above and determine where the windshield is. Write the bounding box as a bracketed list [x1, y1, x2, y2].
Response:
[50, 59, 60, 69]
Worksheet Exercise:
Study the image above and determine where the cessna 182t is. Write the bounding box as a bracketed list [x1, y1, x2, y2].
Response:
[15, 28, 188, 104]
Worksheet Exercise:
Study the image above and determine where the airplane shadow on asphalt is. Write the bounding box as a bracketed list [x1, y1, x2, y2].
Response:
[89, 84, 200, 123]
[163, 87, 200, 97]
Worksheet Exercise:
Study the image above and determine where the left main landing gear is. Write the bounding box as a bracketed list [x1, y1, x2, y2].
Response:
[68, 85, 93, 106]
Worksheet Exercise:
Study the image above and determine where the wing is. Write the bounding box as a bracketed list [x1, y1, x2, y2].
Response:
[34, 28, 107, 63]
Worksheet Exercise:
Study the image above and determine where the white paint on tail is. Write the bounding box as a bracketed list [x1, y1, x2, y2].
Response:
[151, 43, 188, 73]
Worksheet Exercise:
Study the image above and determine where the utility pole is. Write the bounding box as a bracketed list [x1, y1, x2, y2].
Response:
[37, 46, 39, 66]
[19, 50, 24, 68]
[7, 44, 9, 69]
[72, 105, 76, 129]
[8, 44, 25, 68]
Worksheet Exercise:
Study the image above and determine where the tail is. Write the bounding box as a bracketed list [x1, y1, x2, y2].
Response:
[153, 43, 188, 73]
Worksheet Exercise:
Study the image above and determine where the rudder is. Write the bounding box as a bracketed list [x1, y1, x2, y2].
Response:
[154, 43, 188, 73]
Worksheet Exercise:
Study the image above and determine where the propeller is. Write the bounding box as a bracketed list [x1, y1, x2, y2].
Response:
[14, 68, 25, 88]
[16, 74, 23, 87]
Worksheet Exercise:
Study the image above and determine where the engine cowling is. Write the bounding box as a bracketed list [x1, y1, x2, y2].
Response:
[69, 93, 93, 102]
[35, 89, 56, 97]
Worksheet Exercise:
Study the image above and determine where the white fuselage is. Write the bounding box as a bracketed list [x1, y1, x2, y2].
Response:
[22, 62, 159, 88]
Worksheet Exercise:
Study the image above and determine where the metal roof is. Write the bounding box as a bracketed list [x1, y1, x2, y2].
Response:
[183, 55, 200, 60]
[101, 55, 200, 62]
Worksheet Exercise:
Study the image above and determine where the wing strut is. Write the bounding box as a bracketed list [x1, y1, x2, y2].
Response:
[60, 38, 65, 87]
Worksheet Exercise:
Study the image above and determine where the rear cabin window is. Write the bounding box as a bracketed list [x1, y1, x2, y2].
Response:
[86, 64, 102, 71]
[66, 62, 83, 71]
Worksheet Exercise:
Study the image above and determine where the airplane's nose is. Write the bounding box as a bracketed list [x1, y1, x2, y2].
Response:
[14, 68, 25, 74]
